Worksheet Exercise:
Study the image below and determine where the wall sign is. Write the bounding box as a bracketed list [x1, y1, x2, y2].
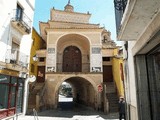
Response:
[92, 67, 101, 72]
[47, 67, 55, 72]
[48, 48, 55, 54]
[92, 47, 101, 54]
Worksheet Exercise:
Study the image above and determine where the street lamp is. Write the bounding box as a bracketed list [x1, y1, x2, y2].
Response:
[32, 54, 38, 62]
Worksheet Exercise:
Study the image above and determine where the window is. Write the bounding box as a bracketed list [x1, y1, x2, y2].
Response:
[12, 40, 19, 51]
[11, 39, 20, 63]
[39, 57, 45, 62]
[0, 84, 9, 109]
[103, 57, 110, 61]
[10, 87, 16, 108]
[102, 36, 108, 43]
[0, 75, 10, 110]
[16, 79, 24, 113]
[0, 75, 24, 118]
[16, 4, 23, 21]
[10, 77, 18, 108]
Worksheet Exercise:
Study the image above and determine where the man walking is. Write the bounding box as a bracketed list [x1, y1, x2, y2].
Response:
[119, 96, 126, 120]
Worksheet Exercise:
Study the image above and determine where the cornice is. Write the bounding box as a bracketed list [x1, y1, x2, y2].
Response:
[51, 9, 91, 16]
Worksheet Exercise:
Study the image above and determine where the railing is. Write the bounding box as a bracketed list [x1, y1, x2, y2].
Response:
[5, 49, 28, 68]
[114, 0, 128, 12]
[33, 108, 39, 120]
[114, 0, 128, 34]
[11, 9, 32, 33]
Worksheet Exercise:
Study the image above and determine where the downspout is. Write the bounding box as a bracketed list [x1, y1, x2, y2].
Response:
[22, 77, 29, 115]
[23, 75, 36, 115]
[123, 41, 130, 120]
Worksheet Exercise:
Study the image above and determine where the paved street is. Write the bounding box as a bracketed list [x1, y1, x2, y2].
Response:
[16, 95, 119, 120]
[17, 109, 119, 120]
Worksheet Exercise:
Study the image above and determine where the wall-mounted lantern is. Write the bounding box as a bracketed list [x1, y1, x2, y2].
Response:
[32, 54, 38, 62]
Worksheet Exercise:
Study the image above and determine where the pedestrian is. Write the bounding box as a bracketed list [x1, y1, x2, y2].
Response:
[119, 96, 126, 120]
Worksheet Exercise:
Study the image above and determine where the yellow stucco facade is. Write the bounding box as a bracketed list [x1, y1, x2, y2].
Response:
[29, 27, 45, 76]
[112, 49, 124, 97]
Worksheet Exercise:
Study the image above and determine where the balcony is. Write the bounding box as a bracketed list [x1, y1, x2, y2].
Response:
[114, 0, 128, 34]
[5, 49, 29, 72]
[11, 9, 31, 35]
[36, 49, 46, 58]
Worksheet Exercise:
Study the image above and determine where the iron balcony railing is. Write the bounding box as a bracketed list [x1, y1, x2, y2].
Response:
[114, 0, 128, 35]
[5, 49, 29, 68]
[114, 0, 128, 12]
[12, 9, 32, 34]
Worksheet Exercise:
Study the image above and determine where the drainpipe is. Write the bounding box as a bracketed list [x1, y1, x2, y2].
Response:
[23, 75, 36, 115]
[123, 41, 130, 120]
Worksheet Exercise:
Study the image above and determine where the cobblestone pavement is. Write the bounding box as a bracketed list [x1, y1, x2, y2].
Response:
[17, 106, 119, 120]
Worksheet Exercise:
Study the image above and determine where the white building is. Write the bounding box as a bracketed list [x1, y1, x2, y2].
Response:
[0, 0, 35, 119]
[114, 0, 160, 120]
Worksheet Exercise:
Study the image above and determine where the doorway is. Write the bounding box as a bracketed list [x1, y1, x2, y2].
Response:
[63, 46, 82, 72]
[37, 66, 45, 82]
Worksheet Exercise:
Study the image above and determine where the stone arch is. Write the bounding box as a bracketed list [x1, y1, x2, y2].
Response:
[55, 75, 97, 92]
[54, 75, 98, 108]
[56, 33, 90, 54]
[56, 34, 90, 72]
[56, 33, 91, 46]
[59, 42, 84, 54]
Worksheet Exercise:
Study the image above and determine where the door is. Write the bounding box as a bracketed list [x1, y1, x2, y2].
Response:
[103, 66, 113, 82]
[37, 66, 45, 82]
[63, 46, 82, 72]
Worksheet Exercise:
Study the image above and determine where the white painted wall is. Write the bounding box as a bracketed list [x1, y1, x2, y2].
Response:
[0, 0, 35, 116]
[123, 40, 138, 120]
[127, 41, 137, 106]
[0, 0, 17, 61]
[0, 0, 35, 63]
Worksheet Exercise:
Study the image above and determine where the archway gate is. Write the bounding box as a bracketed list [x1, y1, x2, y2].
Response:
[43, 73, 103, 110]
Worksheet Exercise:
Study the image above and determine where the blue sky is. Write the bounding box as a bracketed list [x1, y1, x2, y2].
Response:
[33, 0, 119, 44]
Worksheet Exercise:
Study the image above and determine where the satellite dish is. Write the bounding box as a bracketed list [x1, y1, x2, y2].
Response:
[29, 75, 36, 82]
